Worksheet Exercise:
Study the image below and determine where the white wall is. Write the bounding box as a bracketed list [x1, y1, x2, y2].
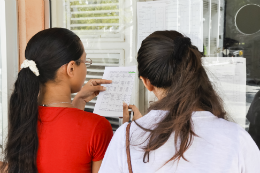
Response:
[0, 0, 5, 148]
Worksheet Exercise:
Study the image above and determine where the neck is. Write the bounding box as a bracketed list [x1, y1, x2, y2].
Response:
[153, 87, 166, 100]
[38, 81, 73, 107]
[153, 88, 205, 112]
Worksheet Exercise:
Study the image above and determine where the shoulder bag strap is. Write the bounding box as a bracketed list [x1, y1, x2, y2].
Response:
[126, 123, 133, 173]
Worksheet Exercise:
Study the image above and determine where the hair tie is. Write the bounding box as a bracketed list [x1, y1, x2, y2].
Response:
[173, 37, 192, 62]
[21, 59, 40, 76]
[174, 36, 192, 48]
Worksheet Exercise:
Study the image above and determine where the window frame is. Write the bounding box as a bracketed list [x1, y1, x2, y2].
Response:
[1, 0, 19, 153]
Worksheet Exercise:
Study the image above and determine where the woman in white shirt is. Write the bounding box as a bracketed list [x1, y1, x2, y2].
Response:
[99, 31, 260, 173]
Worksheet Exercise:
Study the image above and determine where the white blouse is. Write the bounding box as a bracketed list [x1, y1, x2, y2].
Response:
[99, 110, 260, 173]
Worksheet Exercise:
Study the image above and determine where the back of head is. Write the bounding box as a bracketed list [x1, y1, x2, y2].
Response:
[2, 28, 84, 173]
[25, 28, 84, 83]
[137, 31, 226, 164]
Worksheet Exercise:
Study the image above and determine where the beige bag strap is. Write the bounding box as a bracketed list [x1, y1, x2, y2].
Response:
[126, 123, 133, 173]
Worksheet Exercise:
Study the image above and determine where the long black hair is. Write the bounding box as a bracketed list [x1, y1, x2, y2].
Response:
[1, 28, 84, 173]
[136, 31, 226, 164]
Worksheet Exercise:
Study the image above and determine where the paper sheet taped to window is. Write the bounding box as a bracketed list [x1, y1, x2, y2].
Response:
[137, 0, 203, 52]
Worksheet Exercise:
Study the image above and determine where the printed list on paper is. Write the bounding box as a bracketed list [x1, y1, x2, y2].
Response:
[93, 66, 137, 117]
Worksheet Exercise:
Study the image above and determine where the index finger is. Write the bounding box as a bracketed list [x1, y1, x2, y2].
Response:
[91, 79, 112, 85]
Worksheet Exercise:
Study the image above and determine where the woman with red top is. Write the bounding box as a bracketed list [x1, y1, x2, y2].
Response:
[1, 28, 113, 173]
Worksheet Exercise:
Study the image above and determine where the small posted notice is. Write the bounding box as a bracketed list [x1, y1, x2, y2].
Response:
[203, 57, 246, 128]
[93, 66, 137, 117]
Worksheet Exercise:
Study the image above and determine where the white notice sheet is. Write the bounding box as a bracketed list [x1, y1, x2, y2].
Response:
[137, 2, 166, 51]
[189, 0, 203, 52]
[178, 0, 190, 34]
[138, 0, 203, 52]
[155, 0, 178, 30]
[203, 57, 246, 128]
[93, 66, 137, 117]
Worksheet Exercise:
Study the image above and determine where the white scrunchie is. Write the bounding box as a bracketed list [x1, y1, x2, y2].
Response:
[21, 59, 40, 76]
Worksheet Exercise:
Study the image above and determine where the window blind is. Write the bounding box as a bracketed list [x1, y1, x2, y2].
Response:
[66, 0, 124, 41]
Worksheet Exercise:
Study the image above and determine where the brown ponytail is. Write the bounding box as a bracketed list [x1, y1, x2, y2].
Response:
[136, 31, 226, 164]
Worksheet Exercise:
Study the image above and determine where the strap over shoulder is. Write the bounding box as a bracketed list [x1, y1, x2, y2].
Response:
[126, 123, 133, 173]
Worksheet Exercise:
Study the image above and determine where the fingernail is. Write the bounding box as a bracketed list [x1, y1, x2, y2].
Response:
[103, 87, 106, 90]
[123, 101, 127, 106]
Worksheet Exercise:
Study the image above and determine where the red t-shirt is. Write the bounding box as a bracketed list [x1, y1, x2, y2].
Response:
[37, 106, 113, 173]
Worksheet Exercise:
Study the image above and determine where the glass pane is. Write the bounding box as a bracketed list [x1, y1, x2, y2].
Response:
[222, 0, 260, 129]
[202, 0, 260, 134]
[220, 0, 260, 148]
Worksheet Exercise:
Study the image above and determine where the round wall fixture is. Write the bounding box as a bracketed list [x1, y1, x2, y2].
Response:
[235, 4, 260, 35]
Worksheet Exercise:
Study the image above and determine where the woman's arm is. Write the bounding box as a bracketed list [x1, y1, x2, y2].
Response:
[92, 160, 102, 173]
[91, 118, 113, 173]
[72, 79, 112, 110]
